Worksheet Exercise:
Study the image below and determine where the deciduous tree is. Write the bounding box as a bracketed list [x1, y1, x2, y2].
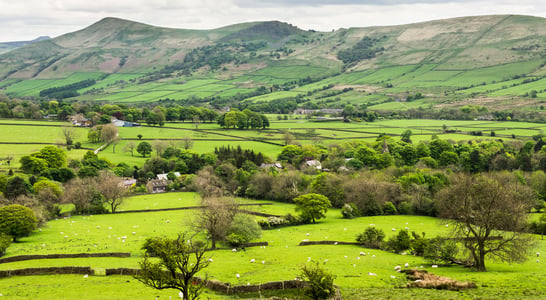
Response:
[0, 204, 37, 242]
[436, 172, 536, 271]
[294, 193, 331, 224]
[135, 233, 211, 300]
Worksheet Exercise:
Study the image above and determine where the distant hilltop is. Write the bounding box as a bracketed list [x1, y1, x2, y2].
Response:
[0, 36, 51, 54]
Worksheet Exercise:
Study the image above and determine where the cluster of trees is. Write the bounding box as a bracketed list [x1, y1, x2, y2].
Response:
[337, 36, 385, 65]
[39, 79, 96, 99]
[217, 109, 270, 129]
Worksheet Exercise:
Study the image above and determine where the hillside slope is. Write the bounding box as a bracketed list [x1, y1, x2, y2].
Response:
[1, 15, 546, 113]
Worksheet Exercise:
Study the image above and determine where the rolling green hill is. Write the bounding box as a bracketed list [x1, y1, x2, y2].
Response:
[2, 15, 546, 113]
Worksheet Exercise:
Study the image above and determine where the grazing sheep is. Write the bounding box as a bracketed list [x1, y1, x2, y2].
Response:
[232, 249, 237, 252]
[404, 263, 409, 268]
[208, 258, 213, 262]
[390, 275, 396, 279]
[334, 242, 338, 245]
[537, 259, 540, 263]
[360, 252, 366, 256]
[392, 228, 396, 231]
[394, 266, 402, 272]
[432, 265, 438, 268]
[165, 220, 170, 223]
[306, 233, 310, 236]
[262, 260, 265, 264]
[250, 259, 255, 263]
[372, 255, 376, 258]
[179, 291, 184, 299]
[83, 274, 88, 278]
[368, 272, 377, 276]
[537, 252, 540, 257]
[236, 274, 240, 278]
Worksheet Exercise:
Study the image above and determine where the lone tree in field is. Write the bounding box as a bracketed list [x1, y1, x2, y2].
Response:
[137, 141, 152, 157]
[195, 197, 237, 249]
[95, 171, 126, 213]
[437, 172, 536, 272]
[136, 233, 211, 300]
[294, 193, 331, 224]
[0, 204, 37, 242]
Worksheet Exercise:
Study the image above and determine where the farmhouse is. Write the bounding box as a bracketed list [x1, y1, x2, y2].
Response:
[146, 179, 169, 193]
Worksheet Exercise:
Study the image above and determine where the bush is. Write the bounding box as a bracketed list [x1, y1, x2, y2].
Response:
[383, 201, 397, 215]
[398, 201, 414, 215]
[300, 262, 337, 300]
[410, 232, 428, 256]
[227, 214, 261, 246]
[356, 226, 385, 249]
[341, 203, 357, 219]
[0, 233, 11, 256]
[258, 216, 286, 229]
[0, 204, 38, 242]
[386, 229, 411, 253]
[424, 237, 459, 264]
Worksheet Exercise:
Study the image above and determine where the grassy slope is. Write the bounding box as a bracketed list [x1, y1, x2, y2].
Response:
[0, 192, 544, 299]
[2, 15, 546, 113]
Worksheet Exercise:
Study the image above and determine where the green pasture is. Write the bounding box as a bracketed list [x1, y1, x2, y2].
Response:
[5, 72, 106, 97]
[0, 192, 545, 299]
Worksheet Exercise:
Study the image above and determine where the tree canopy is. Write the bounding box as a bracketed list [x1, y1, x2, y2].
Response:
[0, 204, 38, 242]
[294, 193, 332, 223]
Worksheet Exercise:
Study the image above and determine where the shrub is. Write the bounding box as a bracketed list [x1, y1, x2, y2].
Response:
[0, 233, 11, 256]
[0, 204, 38, 242]
[398, 201, 414, 215]
[227, 214, 261, 246]
[341, 203, 357, 219]
[410, 232, 428, 256]
[300, 262, 337, 300]
[386, 229, 411, 253]
[383, 201, 397, 215]
[424, 237, 459, 265]
[356, 226, 385, 249]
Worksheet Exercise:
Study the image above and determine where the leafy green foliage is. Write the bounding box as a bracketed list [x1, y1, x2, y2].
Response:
[386, 229, 412, 253]
[39, 79, 96, 99]
[226, 214, 262, 247]
[337, 36, 384, 65]
[0, 233, 11, 256]
[424, 237, 459, 265]
[0, 204, 38, 242]
[294, 193, 331, 224]
[136, 234, 211, 300]
[300, 262, 337, 300]
[356, 226, 386, 249]
[137, 142, 152, 157]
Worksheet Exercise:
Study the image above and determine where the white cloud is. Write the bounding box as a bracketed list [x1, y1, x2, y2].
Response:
[0, 0, 545, 42]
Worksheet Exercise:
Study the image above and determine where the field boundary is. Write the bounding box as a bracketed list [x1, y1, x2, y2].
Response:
[0, 267, 342, 298]
[0, 252, 130, 264]
[116, 203, 274, 214]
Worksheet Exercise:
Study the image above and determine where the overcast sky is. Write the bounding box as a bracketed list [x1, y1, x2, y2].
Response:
[1, 0, 545, 42]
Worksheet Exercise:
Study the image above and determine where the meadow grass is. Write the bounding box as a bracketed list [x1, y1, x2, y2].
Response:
[0, 192, 545, 299]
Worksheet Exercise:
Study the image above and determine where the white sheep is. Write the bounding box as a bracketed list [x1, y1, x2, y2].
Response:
[236, 274, 240, 278]
[262, 260, 265, 264]
[306, 233, 310, 236]
[179, 291, 184, 299]
[404, 263, 409, 268]
[83, 274, 88, 278]
[390, 275, 396, 279]
[432, 265, 438, 268]
[392, 228, 396, 231]
[360, 252, 366, 256]
[368, 272, 377, 276]
[208, 258, 213, 262]
[394, 266, 401, 272]
[537, 252, 540, 257]
[232, 248, 237, 252]
[250, 259, 255, 263]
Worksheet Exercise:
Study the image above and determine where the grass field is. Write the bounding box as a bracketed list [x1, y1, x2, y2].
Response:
[4, 118, 546, 169]
[0, 192, 544, 299]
